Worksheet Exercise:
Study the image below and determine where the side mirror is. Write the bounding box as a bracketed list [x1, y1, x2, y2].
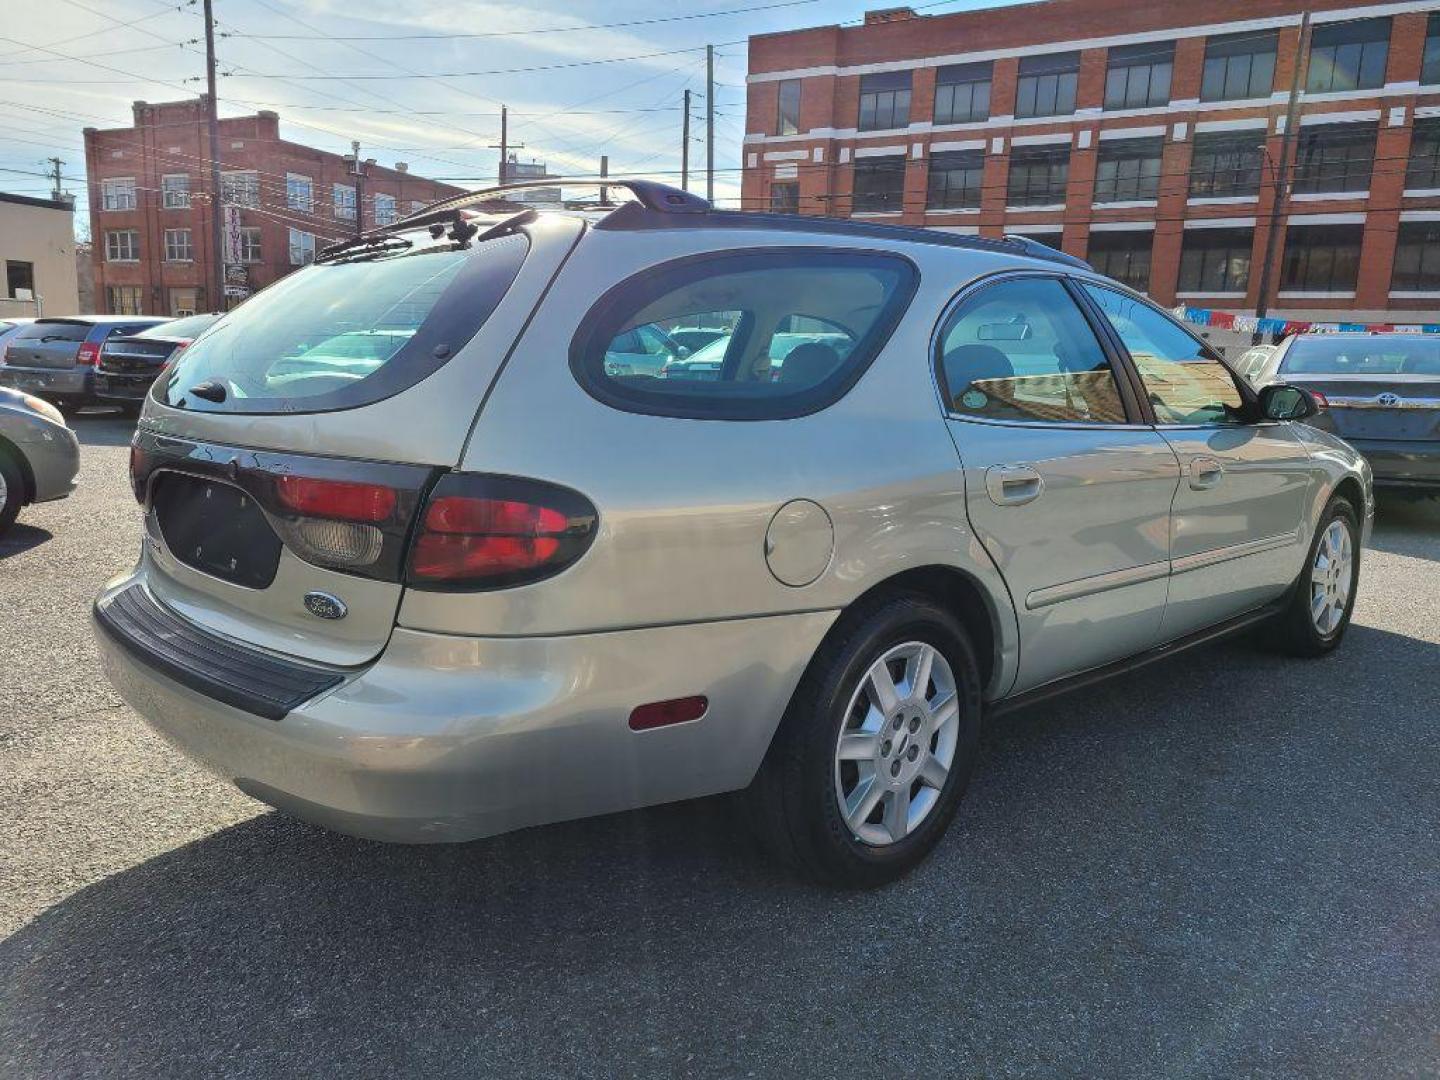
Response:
[1259, 383, 1319, 421]
[676, 345, 691, 359]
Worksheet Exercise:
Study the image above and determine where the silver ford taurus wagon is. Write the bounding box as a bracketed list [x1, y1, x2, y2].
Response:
[94, 180, 1373, 886]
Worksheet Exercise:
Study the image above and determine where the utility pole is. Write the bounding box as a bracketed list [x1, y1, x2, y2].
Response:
[1252, 9, 1311, 344]
[681, 89, 691, 192]
[350, 140, 366, 237]
[46, 157, 64, 202]
[599, 155, 609, 205]
[488, 106, 524, 188]
[705, 45, 715, 203]
[202, 0, 224, 313]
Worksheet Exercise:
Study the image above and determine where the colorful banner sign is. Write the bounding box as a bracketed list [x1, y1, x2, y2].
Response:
[1173, 306, 1440, 336]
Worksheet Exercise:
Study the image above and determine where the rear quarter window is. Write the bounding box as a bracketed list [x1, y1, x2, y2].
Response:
[570, 248, 918, 420]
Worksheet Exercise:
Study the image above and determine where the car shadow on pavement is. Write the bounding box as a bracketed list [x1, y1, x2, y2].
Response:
[0, 522, 52, 559]
[3, 625, 1438, 1078]
[68, 411, 136, 448]
[1369, 493, 1440, 561]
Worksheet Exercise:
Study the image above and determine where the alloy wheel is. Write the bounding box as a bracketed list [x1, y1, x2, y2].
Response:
[1310, 518, 1354, 636]
[833, 641, 960, 847]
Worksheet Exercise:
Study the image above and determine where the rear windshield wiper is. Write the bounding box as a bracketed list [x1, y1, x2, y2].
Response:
[315, 232, 412, 264]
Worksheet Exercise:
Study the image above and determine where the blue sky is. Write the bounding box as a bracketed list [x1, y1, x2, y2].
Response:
[0, 0, 979, 233]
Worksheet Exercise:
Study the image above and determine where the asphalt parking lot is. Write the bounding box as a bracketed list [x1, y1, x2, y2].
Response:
[2, 413, 1437, 1079]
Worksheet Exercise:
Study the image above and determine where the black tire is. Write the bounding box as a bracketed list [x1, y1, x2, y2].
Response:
[0, 449, 25, 537]
[742, 593, 983, 887]
[1267, 495, 1360, 657]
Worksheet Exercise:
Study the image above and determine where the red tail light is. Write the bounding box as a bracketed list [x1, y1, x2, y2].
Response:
[128, 441, 151, 503]
[76, 341, 101, 366]
[274, 475, 397, 522]
[1309, 389, 1328, 410]
[407, 474, 597, 590]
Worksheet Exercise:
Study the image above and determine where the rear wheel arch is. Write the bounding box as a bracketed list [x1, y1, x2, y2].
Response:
[833, 565, 1001, 695]
[0, 435, 35, 504]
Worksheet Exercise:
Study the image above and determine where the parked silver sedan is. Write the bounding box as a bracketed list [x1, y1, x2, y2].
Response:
[0, 387, 80, 535]
[93, 181, 1373, 886]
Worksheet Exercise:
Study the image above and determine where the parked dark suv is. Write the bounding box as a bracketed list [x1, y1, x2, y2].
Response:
[0, 315, 165, 412]
[94, 313, 222, 415]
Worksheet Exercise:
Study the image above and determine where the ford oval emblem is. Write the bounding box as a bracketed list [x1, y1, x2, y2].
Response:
[303, 591, 348, 620]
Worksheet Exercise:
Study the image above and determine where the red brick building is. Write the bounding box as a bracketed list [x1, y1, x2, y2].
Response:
[83, 98, 465, 317]
[744, 1, 1440, 336]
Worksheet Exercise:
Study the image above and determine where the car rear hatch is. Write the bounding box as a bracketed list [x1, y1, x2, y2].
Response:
[5, 319, 88, 369]
[100, 335, 178, 375]
[128, 211, 583, 667]
[1292, 375, 1440, 441]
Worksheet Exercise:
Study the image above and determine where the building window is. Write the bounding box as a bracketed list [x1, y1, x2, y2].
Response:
[1093, 137, 1163, 203]
[1104, 43, 1173, 110]
[776, 79, 802, 135]
[1189, 132, 1264, 198]
[374, 193, 397, 225]
[1292, 122, 1377, 194]
[933, 62, 991, 125]
[6, 260, 34, 299]
[169, 288, 199, 317]
[1007, 144, 1070, 206]
[1392, 221, 1440, 290]
[288, 228, 316, 266]
[927, 149, 985, 209]
[851, 158, 906, 212]
[409, 200, 426, 215]
[1306, 18, 1391, 95]
[1015, 52, 1079, 119]
[239, 226, 262, 263]
[858, 71, 911, 132]
[1087, 232, 1152, 292]
[107, 285, 143, 315]
[1200, 30, 1278, 102]
[286, 173, 314, 212]
[1405, 117, 1440, 190]
[163, 228, 193, 262]
[100, 177, 136, 211]
[1178, 228, 1253, 292]
[161, 174, 190, 209]
[333, 183, 356, 221]
[1020, 232, 1064, 252]
[221, 171, 260, 208]
[1424, 14, 1440, 85]
[769, 181, 799, 212]
[105, 230, 139, 262]
[1281, 224, 1363, 292]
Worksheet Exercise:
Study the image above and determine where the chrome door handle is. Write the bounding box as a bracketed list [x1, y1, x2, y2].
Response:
[985, 464, 1044, 506]
[1189, 457, 1224, 490]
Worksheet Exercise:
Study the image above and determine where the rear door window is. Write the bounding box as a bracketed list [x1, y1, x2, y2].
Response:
[572, 249, 917, 420]
[159, 230, 528, 413]
[938, 276, 1129, 424]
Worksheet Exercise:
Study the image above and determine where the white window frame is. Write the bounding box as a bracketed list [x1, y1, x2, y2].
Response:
[221, 170, 260, 209]
[239, 226, 262, 264]
[105, 229, 140, 262]
[333, 182, 356, 221]
[374, 192, 397, 226]
[288, 227, 316, 266]
[163, 228, 194, 262]
[101, 177, 137, 211]
[169, 288, 199, 317]
[161, 173, 190, 209]
[286, 173, 313, 212]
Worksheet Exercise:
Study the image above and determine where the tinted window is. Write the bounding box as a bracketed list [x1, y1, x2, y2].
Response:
[1082, 284, 1245, 424]
[19, 321, 89, 343]
[161, 231, 528, 414]
[1016, 52, 1079, 118]
[938, 277, 1127, 425]
[934, 62, 991, 124]
[138, 314, 219, 340]
[1201, 30, 1278, 101]
[573, 250, 916, 421]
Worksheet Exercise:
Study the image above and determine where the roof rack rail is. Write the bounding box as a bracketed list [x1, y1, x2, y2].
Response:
[393, 178, 709, 230]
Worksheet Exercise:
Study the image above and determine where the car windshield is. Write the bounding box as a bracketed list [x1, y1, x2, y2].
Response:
[1281, 336, 1440, 375]
[139, 314, 220, 340]
[159, 229, 528, 413]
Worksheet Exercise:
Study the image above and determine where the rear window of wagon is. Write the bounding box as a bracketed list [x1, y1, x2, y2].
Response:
[570, 248, 919, 421]
[159, 230, 529, 414]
